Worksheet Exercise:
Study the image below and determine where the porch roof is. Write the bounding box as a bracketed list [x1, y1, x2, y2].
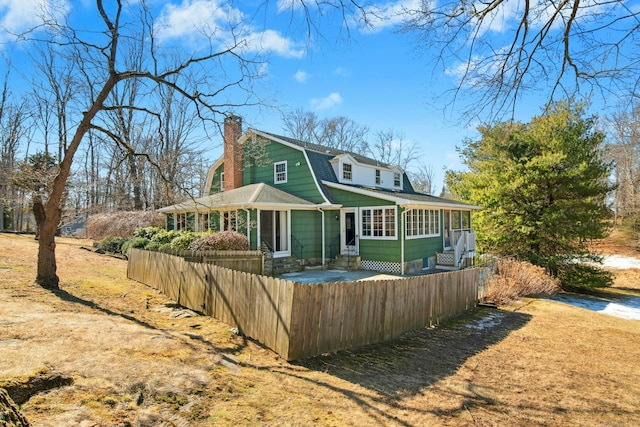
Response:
[322, 181, 481, 210]
[158, 183, 325, 213]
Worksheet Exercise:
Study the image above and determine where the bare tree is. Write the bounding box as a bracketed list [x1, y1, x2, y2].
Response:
[14, 0, 264, 288]
[607, 105, 640, 223]
[409, 163, 436, 195]
[371, 128, 419, 170]
[318, 116, 369, 153]
[403, 1, 640, 121]
[281, 108, 370, 154]
[0, 71, 31, 231]
[281, 108, 320, 143]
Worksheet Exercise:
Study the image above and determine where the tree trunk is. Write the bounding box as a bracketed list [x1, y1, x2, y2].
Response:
[33, 195, 60, 288]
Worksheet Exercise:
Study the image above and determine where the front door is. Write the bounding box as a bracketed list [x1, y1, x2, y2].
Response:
[341, 209, 358, 255]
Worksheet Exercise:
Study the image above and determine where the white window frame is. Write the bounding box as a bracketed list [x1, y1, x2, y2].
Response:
[375, 169, 381, 185]
[274, 161, 287, 184]
[220, 172, 225, 191]
[393, 172, 401, 187]
[406, 208, 441, 239]
[343, 163, 352, 181]
[359, 206, 397, 240]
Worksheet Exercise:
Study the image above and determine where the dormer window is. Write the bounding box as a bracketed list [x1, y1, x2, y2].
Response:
[274, 161, 287, 184]
[375, 169, 381, 185]
[343, 163, 352, 181]
[394, 172, 401, 187]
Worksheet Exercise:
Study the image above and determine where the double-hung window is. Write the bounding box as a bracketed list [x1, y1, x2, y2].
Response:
[393, 172, 401, 187]
[360, 207, 396, 239]
[274, 161, 287, 184]
[343, 163, 352, 181]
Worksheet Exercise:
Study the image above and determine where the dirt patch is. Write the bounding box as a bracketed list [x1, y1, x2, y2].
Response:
[1, 233, 640, 426]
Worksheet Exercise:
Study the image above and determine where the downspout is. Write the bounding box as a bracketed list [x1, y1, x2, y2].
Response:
[401, 207, 406, 275]
[317, 208, 326, 266]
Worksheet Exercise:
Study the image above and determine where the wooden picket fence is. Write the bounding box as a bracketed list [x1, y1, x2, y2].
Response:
[127, 249, 478, 360]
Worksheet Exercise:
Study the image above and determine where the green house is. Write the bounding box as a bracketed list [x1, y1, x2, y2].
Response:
[159, 116, 478, 274]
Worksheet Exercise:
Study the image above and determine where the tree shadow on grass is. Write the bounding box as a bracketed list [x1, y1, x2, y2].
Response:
[48, 287, 250, 360]
[291, 308, 531, 405]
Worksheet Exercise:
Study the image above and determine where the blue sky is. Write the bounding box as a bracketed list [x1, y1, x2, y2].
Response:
[0, 0, 635, 192]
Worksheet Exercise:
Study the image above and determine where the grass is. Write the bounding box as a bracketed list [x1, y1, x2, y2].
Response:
[1, 232, 639, 426]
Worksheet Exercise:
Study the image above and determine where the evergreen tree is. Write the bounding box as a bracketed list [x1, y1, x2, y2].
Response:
[447, 101, 614, 289]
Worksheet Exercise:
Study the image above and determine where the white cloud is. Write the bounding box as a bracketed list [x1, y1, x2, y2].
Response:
[155, 0, 304, 58]
[0, 0, 70, 42]
[359, 0, 421, 34]
[294, 70, 309, 83]
[244, 29, 305, 58]
[310, 92, 343, 110]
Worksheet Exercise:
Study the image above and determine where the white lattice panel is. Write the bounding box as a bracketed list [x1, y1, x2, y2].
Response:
[436, 252, 455, 266]
[361, 260, 402, 274]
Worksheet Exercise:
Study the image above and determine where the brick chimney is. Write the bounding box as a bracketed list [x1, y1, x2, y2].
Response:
[223, 115, 243, 191]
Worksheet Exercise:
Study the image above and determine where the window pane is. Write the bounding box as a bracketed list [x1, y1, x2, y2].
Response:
[462, 211, 470, 229]
[343, 163, 352, 180]
[373, 209, 383, 236]
[362, 210, 371, 236]
[385, 208, 395, 236]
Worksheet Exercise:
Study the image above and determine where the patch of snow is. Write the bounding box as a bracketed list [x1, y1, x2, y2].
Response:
[600, 255, 640, 269]
[548, 294, 640, 321]
[466, 312, 506, 330]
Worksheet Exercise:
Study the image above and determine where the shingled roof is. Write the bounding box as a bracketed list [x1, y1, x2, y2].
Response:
[158, 183, 318, 213]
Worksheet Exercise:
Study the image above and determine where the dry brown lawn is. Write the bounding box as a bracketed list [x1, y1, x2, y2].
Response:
[1, 232, 639, 426]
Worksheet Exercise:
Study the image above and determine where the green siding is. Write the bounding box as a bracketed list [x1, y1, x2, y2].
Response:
[242, 139, 326, 203]
[359, 238, 401, 263]
[329, 188, 394, 207]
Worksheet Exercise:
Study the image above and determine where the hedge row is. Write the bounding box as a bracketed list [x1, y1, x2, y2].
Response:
[97, 227, 249, 257]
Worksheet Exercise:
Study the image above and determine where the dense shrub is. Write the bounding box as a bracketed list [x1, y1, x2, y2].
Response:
[145, 241, 162, 251]
[558, 263, 614, 291]
[133, 226, 165, 240]
[484, 258, 561, 305]
[169, 232, 199, 250]
[149, 230, 181, 245]
[100, 236, 127, 254]
[188, 231, 249, 251]
[121, 237, 150, 256]
[86, 211, 164, 240]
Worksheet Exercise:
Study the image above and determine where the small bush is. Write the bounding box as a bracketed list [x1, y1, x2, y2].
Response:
[121, 237, 150, 256]
[484, 258, 561, 305]
[188, 231, 249, 251]
[100, 236, 127, 254]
